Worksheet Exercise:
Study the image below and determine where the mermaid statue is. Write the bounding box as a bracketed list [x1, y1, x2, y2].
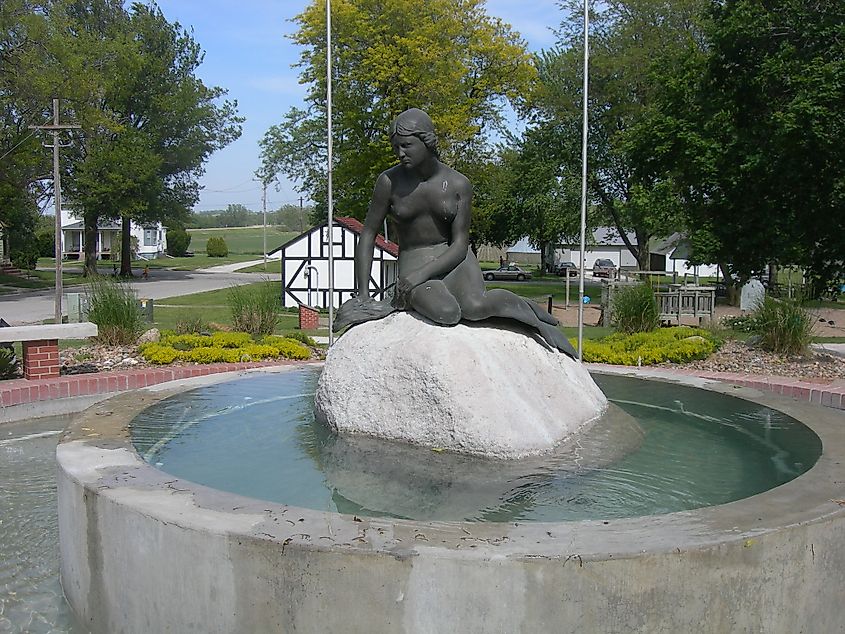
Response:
[334, 108, 576, 358]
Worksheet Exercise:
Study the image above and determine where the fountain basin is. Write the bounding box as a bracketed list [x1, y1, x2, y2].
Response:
[57, 366, 845, 633]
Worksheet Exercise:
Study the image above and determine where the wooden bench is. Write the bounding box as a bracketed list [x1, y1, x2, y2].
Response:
[655, 286, 716, 325]
[0, 323, 98, 380]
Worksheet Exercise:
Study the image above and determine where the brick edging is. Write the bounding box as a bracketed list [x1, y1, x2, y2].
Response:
[2, 360, 843, 411]
[0, 360, 315, 408]
[590, 364, 845, 411]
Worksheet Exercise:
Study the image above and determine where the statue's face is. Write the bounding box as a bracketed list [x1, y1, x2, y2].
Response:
[391, 134, 428, 169]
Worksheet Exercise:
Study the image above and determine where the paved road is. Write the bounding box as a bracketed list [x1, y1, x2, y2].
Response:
[0, 268, 274, 325]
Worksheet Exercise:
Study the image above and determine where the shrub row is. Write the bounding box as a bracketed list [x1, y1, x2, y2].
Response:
[577, 327, 717, 365]
[139, 332, 311, 365]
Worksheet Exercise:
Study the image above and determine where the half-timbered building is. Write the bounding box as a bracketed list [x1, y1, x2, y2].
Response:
[270, 216, 399, 308]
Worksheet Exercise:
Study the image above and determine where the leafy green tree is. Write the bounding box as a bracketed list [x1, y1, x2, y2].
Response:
[531, 0, 708, 270]
[0, 0, 54, 259]
[260, 0, 536, 219]
[473, 124, 581, 270]
[57, 1, 242, 276]
[631, 0, 845, 293]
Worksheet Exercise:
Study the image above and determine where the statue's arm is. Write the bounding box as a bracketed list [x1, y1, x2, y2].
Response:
[401, 178, 471, 289]
[355, 172, 391, 300]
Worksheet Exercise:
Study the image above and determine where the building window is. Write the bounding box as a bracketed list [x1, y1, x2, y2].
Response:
[143, 229, 156, 247]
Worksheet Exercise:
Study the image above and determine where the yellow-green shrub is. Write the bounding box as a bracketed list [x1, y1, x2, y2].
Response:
[161, 333, 213, 349]
[211, 332, 254, 348]
[138, 330, 313, 365]
[575, 327, 716, 365]
[138, 343, 182, 365]
[262, 336, 311, 360]
[183, 347, 243, 363]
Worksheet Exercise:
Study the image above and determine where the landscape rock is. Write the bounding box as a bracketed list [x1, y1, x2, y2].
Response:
[137, 328, 160, 344]
[314, 312, 608, 459]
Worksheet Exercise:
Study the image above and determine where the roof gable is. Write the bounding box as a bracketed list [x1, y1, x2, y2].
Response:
[270, 216, 399, 257]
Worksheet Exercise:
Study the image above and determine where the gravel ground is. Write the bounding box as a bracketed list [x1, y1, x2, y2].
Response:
[656, 339, 845, 382]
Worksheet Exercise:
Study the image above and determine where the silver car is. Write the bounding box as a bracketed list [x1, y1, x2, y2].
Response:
[483, 265, 533, 281]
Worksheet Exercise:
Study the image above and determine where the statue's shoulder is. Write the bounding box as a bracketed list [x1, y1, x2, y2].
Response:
[444, 165, 472, 192]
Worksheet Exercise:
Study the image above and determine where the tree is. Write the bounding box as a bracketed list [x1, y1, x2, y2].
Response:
[259, 0, 536, 220]
[631, 0, 845, 292]
[0, 1, 54, 260]
[473, 124, 581, 270]
[530, 0, 708, 270]
[59, 1, 242, 276]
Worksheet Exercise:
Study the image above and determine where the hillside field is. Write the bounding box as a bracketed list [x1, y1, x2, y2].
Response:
[187, 226, 299, 255]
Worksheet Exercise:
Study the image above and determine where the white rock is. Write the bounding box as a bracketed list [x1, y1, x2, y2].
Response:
[119, 357, 139, 366]
[314, 312, 608, 459]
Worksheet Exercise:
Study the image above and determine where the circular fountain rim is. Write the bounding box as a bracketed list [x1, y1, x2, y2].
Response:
[56, 364, 845, 632]
[57, 364, 845, 560]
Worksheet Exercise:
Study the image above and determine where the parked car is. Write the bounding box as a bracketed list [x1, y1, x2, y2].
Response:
[554, 261, 579, 277]
[483, 264, 532, 281]
[592, 258, 617, 278]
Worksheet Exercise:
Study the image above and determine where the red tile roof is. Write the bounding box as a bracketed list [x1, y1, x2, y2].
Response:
[335, 216, 399, 257]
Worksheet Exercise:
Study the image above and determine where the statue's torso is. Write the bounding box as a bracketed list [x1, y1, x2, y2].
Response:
[387, 165, 467, 251]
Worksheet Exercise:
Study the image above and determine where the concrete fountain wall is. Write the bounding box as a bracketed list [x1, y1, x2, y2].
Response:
[57, 366, 845, 633]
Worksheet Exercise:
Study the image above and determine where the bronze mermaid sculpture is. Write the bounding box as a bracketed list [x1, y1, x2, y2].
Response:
[334, 108, 577, 359]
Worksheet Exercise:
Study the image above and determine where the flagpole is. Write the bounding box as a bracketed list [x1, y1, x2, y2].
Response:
[326, 0, 335, 345]
[577, 0, 590, 360]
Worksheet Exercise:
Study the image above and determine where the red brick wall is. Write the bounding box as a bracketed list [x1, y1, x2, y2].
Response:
[22, 339, 60, 380]
[299, 305, 320, 330]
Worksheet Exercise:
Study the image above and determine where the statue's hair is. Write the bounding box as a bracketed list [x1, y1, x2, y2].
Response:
[389, 108, 438, 156]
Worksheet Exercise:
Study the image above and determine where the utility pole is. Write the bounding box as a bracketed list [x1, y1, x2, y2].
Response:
[261, 179, 267, 270]
[31, 99, 80, 324]
[299, 196, 304, 232]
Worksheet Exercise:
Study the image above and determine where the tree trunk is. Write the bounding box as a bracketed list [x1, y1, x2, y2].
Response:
[120, 215, 132, 276]
[719, 262, 740, 306]
[83, 213, 99, 277]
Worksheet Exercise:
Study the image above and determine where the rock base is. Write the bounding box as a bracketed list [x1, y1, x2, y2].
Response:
[314, 312, 608, 459]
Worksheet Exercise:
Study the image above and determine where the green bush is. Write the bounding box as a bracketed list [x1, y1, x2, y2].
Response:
[166, 226, 192, 257]
[206, 236, 228, 257]
[0, 346, 20, 380]
[10, 246, 39, 270]
[86, 277, 144, 346]
[578, 327, 716, 365]
[36, 230, 55, 258]
[280, 331, 316, 347]
[227, 282, 279, 336]
[611, 283, 659, 334]
[139, 331, 312, 364]
[752, 296, 814, 355]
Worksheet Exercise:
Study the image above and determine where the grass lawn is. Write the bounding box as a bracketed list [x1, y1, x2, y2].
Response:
[487, 281, 604, 303]
[239, 259, 282, 274]
[187, 226, 299, 255]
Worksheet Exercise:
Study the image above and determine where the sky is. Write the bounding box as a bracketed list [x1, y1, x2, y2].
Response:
[153, 0, 563, 214]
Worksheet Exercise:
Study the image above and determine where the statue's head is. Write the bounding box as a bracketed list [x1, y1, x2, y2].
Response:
[389, 108, 438, 156]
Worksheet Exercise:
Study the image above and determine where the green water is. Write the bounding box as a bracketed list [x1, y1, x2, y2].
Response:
[131, 369, 821, 523]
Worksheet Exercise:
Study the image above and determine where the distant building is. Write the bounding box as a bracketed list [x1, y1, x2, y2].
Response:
[268, 216, 398, 309]
[60, 208, 167, 260]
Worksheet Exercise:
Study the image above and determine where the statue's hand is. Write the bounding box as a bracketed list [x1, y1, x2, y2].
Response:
[395, 273, 426, 308]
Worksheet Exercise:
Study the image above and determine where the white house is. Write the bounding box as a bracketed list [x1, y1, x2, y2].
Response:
[60, 208, 167, 260]
[268, 216, 399, 309]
